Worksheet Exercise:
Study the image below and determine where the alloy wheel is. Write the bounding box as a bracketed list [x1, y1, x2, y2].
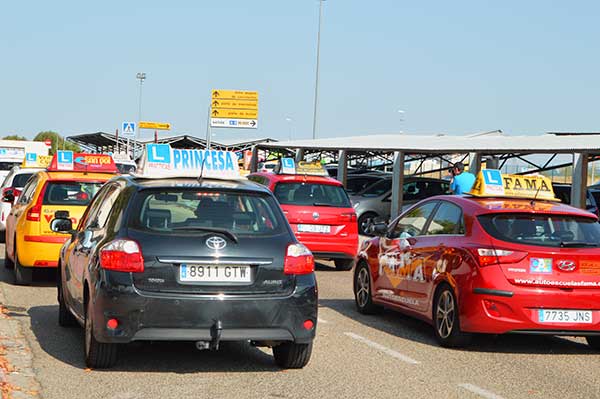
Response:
[436, 291, 455, 339]
[356, 268, 371, 308]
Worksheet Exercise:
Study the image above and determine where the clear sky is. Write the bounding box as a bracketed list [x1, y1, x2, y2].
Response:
[2, 1, 599, 143]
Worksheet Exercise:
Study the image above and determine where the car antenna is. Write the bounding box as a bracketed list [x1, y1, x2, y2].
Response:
[197, 157, 208, 183]
[531, 179, 544, 207]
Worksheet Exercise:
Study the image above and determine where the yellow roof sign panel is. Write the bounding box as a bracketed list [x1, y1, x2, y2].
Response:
[468, 169, 559, 201]
[211, 89, 258, 100]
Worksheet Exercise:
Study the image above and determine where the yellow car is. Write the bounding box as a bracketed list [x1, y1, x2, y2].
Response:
[4, 152, 118, 285]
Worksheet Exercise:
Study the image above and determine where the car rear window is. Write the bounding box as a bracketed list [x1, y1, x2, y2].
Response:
[478, 213, 600, 248]
[42, 182, 104, 206]
[131, 189, 286, 236]
[12, 173, 33, 188]
[274, 182, 351, 207]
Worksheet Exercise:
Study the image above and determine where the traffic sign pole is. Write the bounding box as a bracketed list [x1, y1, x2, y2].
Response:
[205, 104, 212, 150]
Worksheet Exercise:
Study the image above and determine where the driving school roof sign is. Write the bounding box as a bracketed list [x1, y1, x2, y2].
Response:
[468, 169, 558, 201]
[138, 144, 240, 179]
[47, 151, 117, 173]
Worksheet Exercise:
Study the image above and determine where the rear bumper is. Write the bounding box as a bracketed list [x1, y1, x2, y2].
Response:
[91, 273, 318, 345]
[16, 239, 64, 267]
[299, 236, 358, 259]
[459, 266, 600, 335]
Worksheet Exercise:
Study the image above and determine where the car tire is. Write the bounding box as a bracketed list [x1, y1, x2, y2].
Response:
[358, 212, 378, 236]
[84, 297, 118, 369]
[272, 341, 313, 369]
[353, 261, 380, 314]
[586, 336, 600, 350]
[432, 284, 471, 348]
[334, 258, 354, 271]
[4, 243, 13, 269]
[14, 245, 32, 286]
[57, 271, 77, 327]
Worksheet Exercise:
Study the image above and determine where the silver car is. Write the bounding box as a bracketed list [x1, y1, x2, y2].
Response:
[350, 177, 450, 234]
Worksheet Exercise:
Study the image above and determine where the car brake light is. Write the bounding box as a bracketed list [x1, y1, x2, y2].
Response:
[284, 243, 315, 275]
[472, 248, 528, 267]
[100, 239, 144, 273]
[26, 204, 42, 221]
[341, 212, 357, 222]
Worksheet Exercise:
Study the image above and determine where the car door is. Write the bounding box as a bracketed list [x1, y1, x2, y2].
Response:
[403, 201, 464, 313]
[374, 201, 438, 308]
[66, 183, 122, 317]
[6, 176, 38, 260]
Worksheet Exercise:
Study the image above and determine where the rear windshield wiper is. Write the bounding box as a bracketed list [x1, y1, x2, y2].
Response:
[171, 226, 238, 243]
[313, 202, 335, 207]
[560, 241, 597, 248]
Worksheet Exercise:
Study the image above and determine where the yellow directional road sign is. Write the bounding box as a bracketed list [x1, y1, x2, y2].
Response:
[211, 90, 258, 100]
[139, 121, 171, 130]
[211, 99, 258, 110]
[210, 109, 258, 119]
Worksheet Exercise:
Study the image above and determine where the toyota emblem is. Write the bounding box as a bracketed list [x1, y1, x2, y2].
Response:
[557, 260, 576, 272]
[312, 212, 320, 220]
[206, 236, 227, 250]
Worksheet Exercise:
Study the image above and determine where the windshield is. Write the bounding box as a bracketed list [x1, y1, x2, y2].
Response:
[478, 213, 600, 248]
[359, 179, 392, 197]
[274, 182, 351, 207]
[42, 182, 104, 206]
[131, 189, 286, 236]
[12, 173, 34, 188]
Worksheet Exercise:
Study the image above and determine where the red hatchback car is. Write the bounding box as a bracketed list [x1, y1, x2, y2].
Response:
[354, 172, 600, 349]
[248, 170, 359, 270]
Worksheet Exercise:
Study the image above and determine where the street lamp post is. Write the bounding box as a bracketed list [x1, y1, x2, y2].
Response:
[311, 0, 325, 140]
[285, 117, 294, 140]
[135, 72, 146, 158]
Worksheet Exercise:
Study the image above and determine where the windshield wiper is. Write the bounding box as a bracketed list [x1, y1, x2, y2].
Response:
[171, 226, 238, 243]
[313, 202, 335, 207]
[560, 241, 597, 248]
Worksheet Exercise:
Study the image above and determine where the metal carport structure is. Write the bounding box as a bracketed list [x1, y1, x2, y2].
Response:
[251, 133, 600, 219]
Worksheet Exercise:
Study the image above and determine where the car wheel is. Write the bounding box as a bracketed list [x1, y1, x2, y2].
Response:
[272, 341, 313, 369]
[433, 284, 471, 348]
[334, 258, 354, 271]
[353, 262, 379, 314]
[358, 212, 378, 235]
[4, 242, 13, 269]
[586, 336, 600, 350]
[57, 271, 77, 327]
[84, 296, 117, 368]
[14, 245, 32, 286]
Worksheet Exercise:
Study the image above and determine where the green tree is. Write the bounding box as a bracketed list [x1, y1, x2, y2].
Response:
[2, 135, 28, 141]
[33, 131, 80, 155]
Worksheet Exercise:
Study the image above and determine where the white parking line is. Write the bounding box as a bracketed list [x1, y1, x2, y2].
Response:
[317, 317, 329, 324]
[458, 383, 505, 399]
[344, 332, 419, 364]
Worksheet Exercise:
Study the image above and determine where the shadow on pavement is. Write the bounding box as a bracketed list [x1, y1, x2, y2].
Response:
[319, 298, 599, 355]
[0, 264, 57, 288]
[28, 305, 283, 372]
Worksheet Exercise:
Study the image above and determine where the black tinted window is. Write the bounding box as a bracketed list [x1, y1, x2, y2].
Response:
[131, 190, 286, 236]
[274, 182, 351, 207]
[12, 173, 33, 188]
[426, 202, 463, 235]
[360, 179, 392, 197]
[42, 182, 104, 206]
[478, 213, 600, 248]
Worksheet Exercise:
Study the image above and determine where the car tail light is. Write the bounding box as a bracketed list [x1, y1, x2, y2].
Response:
[472, 248, 528, 267]
[284, 243, 315, 275]
[26, 204, 42, 221]
[340, 212, 357, 222]
[100, 239, 144, 273]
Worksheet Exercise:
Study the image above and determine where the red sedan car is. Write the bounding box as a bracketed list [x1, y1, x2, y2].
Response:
[248, 164, 358, 270]
[354, 172, 600, 349]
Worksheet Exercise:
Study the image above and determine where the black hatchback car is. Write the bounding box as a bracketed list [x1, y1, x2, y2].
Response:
[51, 176, 318, 369]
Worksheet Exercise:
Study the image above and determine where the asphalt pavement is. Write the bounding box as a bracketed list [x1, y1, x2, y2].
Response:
[0, 243, 599, 399]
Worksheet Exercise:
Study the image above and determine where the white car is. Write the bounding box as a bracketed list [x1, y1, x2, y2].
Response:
[0, 166, 43, 234]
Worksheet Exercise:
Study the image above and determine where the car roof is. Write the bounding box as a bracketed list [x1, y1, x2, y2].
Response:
[425, 195, 597, 219]
[249, 172, 342, 186]
[121, 175, 273, 194]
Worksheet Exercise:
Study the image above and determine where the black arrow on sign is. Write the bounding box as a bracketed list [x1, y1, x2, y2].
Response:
[212, 110, 219, 116]
[250, 120, 256, 127]
[212, 91, 220, 97]
[212, 100, 219, 106]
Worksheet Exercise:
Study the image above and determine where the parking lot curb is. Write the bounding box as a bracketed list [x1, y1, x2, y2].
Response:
[0, 284, 41, 398]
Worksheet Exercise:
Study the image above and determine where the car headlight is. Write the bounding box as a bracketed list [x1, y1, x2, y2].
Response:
[353, 202, 360, 209]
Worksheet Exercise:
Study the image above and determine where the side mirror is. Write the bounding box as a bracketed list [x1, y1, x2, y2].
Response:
[50, 218, 73, 234]
[2, 189, 15, 203]
[369, 222, 388, 236]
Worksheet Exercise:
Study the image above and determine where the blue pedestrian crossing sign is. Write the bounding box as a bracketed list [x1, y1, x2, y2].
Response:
[122, 122, 136, 138]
